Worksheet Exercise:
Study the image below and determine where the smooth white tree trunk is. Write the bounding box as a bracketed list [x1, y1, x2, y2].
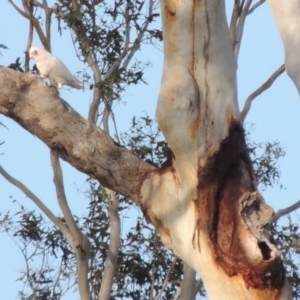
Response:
[143, 1, 292, 299]
[268, 0, 300, 94]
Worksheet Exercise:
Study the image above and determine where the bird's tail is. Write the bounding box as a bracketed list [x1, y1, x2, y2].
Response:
[68, 78, 83, 89]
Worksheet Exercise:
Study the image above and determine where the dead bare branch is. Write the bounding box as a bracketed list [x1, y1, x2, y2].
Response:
[98, 189, 120, 300]
[153, 257, 178, 300]
[240, 64, 285, 123]
[229, 1, 241, 50]
[33, 0, 43, 8]
[193, 278, 204, 298]
[50, 153, 92, 300]
[42, 0, 53, 51]
[272, 200, 300, 223]
[54, 1, 102, 123]
[247, 0, 266, 15]
[180, 264, 196, 300]
[105, 0, 155, 77]
[234, 0, 252, 62]
[0, 165, 70, 239]
[9, 0, 49, 50]
[24, 0, 34, 72]
[50, 153, 81, 238]
[9, 0, 28, 18]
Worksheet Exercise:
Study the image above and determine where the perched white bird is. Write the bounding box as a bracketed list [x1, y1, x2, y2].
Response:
[29, 47, 82, 89]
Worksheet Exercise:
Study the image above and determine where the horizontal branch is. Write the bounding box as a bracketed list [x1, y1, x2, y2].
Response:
[0, 68, 156, 201]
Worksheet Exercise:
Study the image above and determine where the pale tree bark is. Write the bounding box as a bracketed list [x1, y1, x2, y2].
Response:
[0, 0, 294, 299]
[50, 154, 92, 300]
[268, 0, 300, 95]
[180, 264, 196, 300]
[97, 189, 120, 300]
[145, 1, 291, 299]
[0, 162, 91, 299]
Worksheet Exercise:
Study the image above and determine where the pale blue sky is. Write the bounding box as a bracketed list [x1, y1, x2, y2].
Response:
[1, 1, 300, 299]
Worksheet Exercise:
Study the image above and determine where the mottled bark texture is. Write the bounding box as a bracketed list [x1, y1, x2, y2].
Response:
[0, 68, 155, 201]
[0, 0, 293, 298]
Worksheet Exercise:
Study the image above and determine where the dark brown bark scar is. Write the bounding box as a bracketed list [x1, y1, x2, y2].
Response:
[195, 120, 285, 290]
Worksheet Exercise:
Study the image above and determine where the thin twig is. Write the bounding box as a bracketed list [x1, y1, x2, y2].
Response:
[105, 0, 155, 78]
[9, 0, 48, 50]
[55, 1, 102, 123]
[0, 165, 71, 239]
[172, 287, 181, 300]
[240, 64, 285, 123]
[247, 0, 266, 15]
[193, 278, 204, 298]
[272, 200, 300, 223]
[229, 0, 242, 50]
[149, 237, 160, 300]
[153, 257, 178, 300]
[234, 0, 252, 62]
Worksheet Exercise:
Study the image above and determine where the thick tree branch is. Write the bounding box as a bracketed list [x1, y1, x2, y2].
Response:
[1, 0, 293, 297]
[0, 68, 155, 202]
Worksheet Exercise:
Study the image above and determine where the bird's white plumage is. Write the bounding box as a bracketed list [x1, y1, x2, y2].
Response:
[29, 47, 82, 89]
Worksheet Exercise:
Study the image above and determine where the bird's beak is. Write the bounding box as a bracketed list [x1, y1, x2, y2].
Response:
[27, 50, 37, 59]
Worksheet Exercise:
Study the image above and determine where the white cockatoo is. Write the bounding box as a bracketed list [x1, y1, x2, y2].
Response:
[29, 47, 82, 89]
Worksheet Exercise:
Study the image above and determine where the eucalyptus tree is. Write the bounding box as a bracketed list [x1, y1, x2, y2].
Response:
[1, 0, 300, 299]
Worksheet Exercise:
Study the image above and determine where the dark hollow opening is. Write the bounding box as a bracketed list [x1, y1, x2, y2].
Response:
[258, 241, 271, 260]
